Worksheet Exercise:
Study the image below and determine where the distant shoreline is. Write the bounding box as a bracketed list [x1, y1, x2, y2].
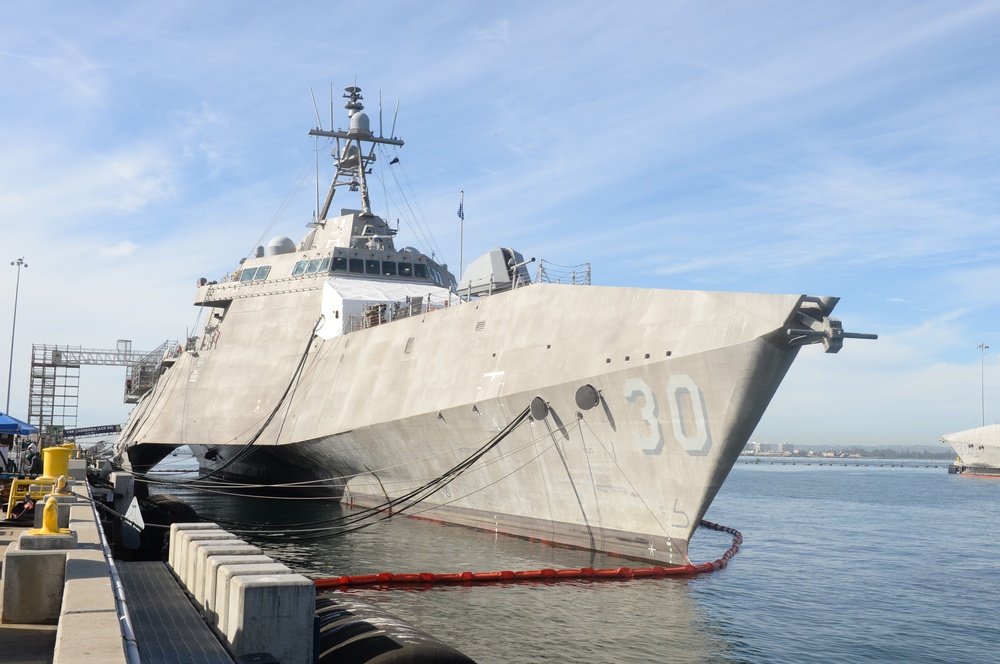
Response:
[741, 448, 954, 460]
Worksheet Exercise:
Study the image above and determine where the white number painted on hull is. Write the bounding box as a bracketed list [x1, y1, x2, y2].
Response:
[622, 375, 712, 456]
[623, 378, 664, 455]
[666, 374, 712, 456]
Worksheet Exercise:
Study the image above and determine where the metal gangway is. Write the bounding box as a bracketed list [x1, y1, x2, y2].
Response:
[27, 340, 176, 442]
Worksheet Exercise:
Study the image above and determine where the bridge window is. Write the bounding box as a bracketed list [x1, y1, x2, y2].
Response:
[398, 262, 413, 277]
[253, 265, 270, 281]
[306, 259, 323, 274]
[365, 259, 380, 275]
[332, 256, 348, 273]
[382, 261, 397, 276]
[240, 267, 258, 282]
[414, 263, 429, 279]
[319, 257, 331, 272]
[349, 258, 364, 274]
[292, 260, 308, 276]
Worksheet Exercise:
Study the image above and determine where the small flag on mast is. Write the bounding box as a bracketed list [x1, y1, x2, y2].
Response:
[457, 191, 464, 221]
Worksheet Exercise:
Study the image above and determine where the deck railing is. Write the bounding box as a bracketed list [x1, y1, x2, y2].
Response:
[346, 293, 456, 333]
[535, 259, 591, 285]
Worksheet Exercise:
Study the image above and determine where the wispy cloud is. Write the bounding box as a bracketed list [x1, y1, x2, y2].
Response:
[468, 19, 510, 44]
[1, 1, 999, 442]
[98, 241, 139, 259]
[1, 36, 106, 108]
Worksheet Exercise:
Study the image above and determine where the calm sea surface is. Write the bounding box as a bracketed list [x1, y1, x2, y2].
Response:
[151, 457, 999, 663]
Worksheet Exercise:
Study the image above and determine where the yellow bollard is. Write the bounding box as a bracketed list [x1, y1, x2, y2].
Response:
[41, 496, 59, 534]
[49, 475, 71, 495]
[27, 496, 65, 536]
[41, 446, 71, 479]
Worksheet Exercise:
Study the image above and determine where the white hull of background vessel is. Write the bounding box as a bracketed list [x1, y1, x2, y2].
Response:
[943, 424, 1000, 474]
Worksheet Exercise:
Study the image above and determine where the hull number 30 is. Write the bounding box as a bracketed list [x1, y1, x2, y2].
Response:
[623, 376, 712, 456]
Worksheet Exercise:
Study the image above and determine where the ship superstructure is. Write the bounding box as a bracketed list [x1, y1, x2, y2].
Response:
[115, 86, 875, 565]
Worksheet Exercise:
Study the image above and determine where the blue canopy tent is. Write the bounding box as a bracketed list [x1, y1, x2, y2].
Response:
[0, 412, 38, 436]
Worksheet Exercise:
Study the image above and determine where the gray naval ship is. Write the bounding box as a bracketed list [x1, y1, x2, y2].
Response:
[115, 86, 875, 566]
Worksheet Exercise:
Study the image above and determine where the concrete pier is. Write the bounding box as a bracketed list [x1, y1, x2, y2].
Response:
[1, 487, 321, 663]
[3, 462, 474, 664]
[0, 482, 127, 664]
[0, 524, 58, 664]
[0, 477, 307, 664]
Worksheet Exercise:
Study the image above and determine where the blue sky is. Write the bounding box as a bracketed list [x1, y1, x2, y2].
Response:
[2, 2, 999, 446]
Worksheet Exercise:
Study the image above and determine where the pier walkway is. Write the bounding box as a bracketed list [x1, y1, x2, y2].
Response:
[0, 485, 240, 664]
[117, 560, 233, 663]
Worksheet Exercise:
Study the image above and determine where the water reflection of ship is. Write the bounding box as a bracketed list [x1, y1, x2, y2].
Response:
[115, 84, 875, 566]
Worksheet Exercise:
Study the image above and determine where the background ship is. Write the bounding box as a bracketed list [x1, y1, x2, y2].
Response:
[943, 425, 1000, 476]
[115, 86, 875, 565]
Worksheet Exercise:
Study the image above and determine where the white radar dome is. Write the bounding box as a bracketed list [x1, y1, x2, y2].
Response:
[348, 112, 372, 138]
[266, 236, 296, 256]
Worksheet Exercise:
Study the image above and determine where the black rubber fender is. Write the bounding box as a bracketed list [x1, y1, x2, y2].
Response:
[316, 595, 476, 663]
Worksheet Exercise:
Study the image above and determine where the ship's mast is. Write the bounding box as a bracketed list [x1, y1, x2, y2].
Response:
[309, 86, 403, 221]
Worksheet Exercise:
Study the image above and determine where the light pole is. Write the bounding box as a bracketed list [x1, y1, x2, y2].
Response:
[977, 343, 989, 427]
[457, 190, 465, 282]
[6, 257, 27, 413]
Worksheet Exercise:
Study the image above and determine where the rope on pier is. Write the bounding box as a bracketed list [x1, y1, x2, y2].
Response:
[313, 519, 742, 590]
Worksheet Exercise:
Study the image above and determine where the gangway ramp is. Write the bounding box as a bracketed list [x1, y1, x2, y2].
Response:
[27, 339, 177, 439]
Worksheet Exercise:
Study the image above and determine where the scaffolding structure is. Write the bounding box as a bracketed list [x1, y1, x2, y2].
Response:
[28, 340, 175, 443]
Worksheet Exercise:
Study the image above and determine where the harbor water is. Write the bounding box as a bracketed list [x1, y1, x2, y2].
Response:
[150, 455, 999, 663]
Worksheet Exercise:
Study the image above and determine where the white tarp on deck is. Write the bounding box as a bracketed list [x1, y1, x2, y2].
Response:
[316, 276, 454, 339]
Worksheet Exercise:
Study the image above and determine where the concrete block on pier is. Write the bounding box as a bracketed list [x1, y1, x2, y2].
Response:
[202, 554, 274, 620]
[214, 563, 295, 635]
[225, 573, 315, 664]
[67, 458, 87, 481]
[169, 527, 235, 587]
[183, 535, 244, 590]
[191, 543, 263, 609]
[167, 522, 221, 570]
[18, 530, 78, 551]
[1, 541, 67, 624]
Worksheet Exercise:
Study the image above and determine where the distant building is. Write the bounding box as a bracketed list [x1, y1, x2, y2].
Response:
[742, 441, 796, 456]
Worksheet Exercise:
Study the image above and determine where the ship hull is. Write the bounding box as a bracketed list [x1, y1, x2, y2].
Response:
[943, 424, 1000, 476]
[119, 281, 820, 565]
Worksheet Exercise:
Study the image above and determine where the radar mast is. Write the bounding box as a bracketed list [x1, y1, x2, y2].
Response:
[309, 86, 404, 221]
